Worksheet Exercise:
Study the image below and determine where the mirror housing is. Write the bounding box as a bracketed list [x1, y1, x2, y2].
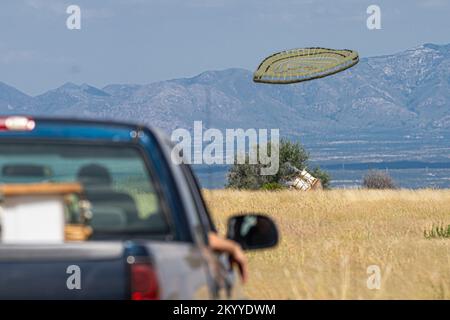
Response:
[226, 214, 278, 250]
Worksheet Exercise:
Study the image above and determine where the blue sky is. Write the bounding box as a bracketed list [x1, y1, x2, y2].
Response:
[1, 0, 449, 95]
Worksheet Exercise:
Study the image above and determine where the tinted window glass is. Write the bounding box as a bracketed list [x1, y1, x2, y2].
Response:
[0, 142, 170, 237]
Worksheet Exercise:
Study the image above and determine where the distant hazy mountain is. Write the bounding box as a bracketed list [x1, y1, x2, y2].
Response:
[2, 43, 450, 140]
[0, 82, 32, 113]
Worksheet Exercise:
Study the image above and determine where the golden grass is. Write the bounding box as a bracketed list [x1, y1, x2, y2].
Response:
[204, 189, 450, 300]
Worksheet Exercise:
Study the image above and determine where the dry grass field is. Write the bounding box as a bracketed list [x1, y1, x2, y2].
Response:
[204, 189, 450, 300]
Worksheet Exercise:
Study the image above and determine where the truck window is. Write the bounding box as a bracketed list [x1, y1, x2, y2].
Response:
[0, 141, 171, 238]
[180, 163, 217, 234]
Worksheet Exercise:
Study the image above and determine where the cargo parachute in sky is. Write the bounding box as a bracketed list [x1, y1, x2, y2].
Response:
[253, 47, 359, 84]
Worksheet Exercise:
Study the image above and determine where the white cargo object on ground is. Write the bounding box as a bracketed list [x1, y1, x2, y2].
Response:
[290, 170, 320, 191]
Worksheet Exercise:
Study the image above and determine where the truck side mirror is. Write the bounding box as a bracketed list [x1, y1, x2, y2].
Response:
[226, 214, 278, 250]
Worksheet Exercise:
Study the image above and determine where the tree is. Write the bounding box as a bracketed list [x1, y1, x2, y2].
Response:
[226, 159, 265, 190]
[311, 167, 331, 190]
[362, 170, 396, 189]
[226, 138, 330, 189]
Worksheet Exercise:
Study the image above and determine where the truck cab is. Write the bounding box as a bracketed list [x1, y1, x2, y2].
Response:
[0, 116, 278, 299]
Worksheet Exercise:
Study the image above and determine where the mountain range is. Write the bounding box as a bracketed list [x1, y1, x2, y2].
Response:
[1, 43, 450, 141]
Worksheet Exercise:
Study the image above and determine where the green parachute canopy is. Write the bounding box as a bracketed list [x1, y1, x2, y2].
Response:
[253, 47, 359, 84]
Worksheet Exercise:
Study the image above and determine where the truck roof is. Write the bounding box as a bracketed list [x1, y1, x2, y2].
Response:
[0, 116, 162, 142]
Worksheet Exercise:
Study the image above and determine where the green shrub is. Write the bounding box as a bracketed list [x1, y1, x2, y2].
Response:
[424, 223, 450, 239]
[311, 167, 331, 190]
[226, 138, 330, 190]
[362, 170, 396, 189]
[261, 182, 285, 190]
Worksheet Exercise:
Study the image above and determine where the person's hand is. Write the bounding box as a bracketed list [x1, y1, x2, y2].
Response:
[230, 242, 248, 283]
[208, 232, 249, 283]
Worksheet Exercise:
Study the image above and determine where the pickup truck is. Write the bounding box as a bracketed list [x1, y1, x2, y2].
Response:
[0, 116, 278, 300]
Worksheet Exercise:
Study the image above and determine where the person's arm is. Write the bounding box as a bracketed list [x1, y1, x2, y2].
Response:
[208, 232, 248, 283]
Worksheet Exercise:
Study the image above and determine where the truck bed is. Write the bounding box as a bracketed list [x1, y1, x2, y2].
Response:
[0, 242, 128, 299]
[0, 241, 212, 300]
